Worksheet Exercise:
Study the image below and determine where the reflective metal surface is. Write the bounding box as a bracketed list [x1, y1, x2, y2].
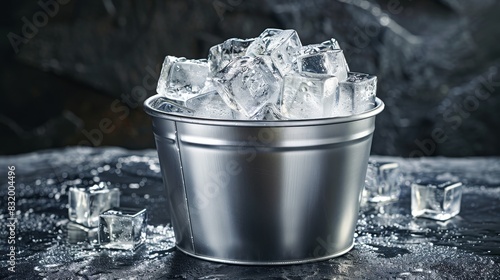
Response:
[144, 95, 385, 264]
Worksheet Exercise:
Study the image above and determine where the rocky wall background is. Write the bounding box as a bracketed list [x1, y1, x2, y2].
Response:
[2, 0, 500, 156]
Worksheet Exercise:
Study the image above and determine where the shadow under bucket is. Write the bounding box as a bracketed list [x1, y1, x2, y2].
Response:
[144, 95, 384, 265]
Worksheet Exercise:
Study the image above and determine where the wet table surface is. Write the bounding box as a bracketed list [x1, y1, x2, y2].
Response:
[0, 147, 499, 279]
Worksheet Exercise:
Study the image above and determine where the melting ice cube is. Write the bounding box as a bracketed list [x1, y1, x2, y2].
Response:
[208, 38, 255, 74]
[334, 72, 377, 116]
[363, 161, 402, 203]
[280, 72, 338, 119]
[68, 183, 120, 228]
[156, 56, 209, 101]
[246, 28, 302, 76]
[213, 56, 280, 118]
[411, 180, 463, 221]
[99, 207, 147, 250]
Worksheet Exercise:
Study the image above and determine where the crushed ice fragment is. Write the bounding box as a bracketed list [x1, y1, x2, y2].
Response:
[411, 180, 463, 221]
[68, 183, 120, 228]
[99, 207, 147, 250]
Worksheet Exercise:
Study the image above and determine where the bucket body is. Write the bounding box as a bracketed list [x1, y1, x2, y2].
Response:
[144, 95, 384, 265]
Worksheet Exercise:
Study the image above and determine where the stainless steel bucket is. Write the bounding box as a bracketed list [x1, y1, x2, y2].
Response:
[144, 95, 384, 265]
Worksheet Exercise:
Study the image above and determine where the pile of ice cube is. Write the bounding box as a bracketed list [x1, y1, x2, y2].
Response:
[154, 28, 377, 120]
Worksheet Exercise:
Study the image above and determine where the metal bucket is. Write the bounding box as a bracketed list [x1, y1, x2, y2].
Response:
[144, 95, 384, 265]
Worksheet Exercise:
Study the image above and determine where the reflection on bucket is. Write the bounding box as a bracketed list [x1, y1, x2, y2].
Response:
[144, 95, 384, 265]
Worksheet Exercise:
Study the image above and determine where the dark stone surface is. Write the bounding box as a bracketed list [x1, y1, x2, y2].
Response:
[0, 147, 499, 279]
[1, 0, 500, 156]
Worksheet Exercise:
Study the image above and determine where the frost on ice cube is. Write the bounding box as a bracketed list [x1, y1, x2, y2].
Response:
[156, 56, 209, 101]
[246, 28, 302, 76]
[150, 97, 194, 116]
[213, 56, 280, 118]
[334, 72, 377, 116]
[208, 38, 255, 74]
[68, 183, 120, 228]
[297, 49, 348, 82]
[363, 161, 402, 203]
[99, 207, 147, 250]
[185, 91, 234, 119]
[280, 72, 338, 119]
[411, 181, 463, 221]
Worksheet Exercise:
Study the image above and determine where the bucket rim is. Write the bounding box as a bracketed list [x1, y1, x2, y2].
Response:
[143, 94, 384, 127]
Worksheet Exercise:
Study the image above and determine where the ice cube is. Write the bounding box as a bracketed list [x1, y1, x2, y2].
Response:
[67, 222, 99, 246]
[334, 72, 377, 116]
[231, 104, 283, 120]
[411, 181, 463, 221]
[280, 72, 338, 119]
[213, 56, 280, 117]
[68, 183, 120, 228]
[246, 28, 302, 76]
[297, 50, 348, 81]
[363, 161, 402, 203]
[262, 104, 286, 120]
[208, 38, 255, 73]
[156, 56, 209, 101]
[298, 38, 341, 56]
[185, 91, 234, 119]
[99, 207, 147, 250]
[150, 97, 195, 116]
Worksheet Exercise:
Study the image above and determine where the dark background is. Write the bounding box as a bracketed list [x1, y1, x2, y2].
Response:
[1, 0, 500, 156]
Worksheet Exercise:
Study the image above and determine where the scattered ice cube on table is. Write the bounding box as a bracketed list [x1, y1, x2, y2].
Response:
[334, 72, 377, 116]
[411, 181, 463, 221]
[68, 183, 120, 228]
[185, 91, 234, 119]
[297, 50, 348, 81]
[99, 208, 147, 250]
[213, 56, 280, 118]
[156, 56, 209, 101]
[246, 28, 302, 76]
[208, 38, 255, 73]
[67, 222, 98, 246]
[150, 97, 194, 116]
[280, 72, 338, 119]
[363, 161, 402, 203]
